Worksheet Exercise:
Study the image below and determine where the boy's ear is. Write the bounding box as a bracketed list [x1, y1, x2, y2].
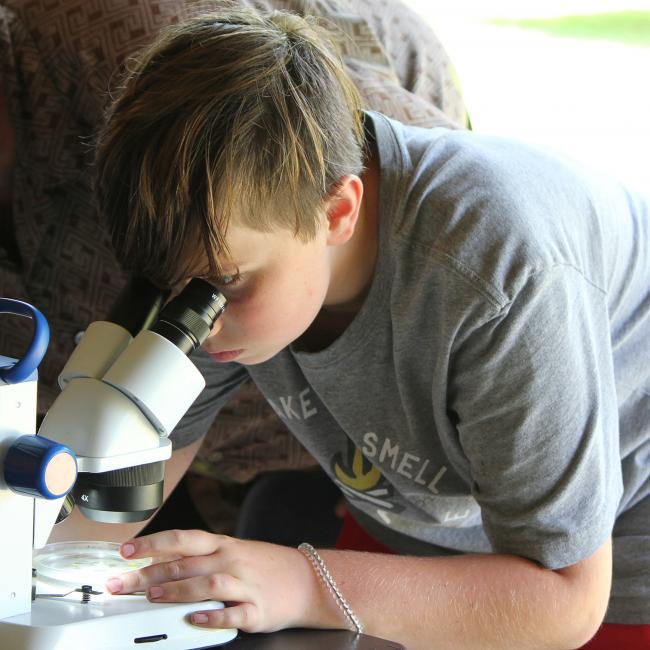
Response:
[324, 175, 364, 246]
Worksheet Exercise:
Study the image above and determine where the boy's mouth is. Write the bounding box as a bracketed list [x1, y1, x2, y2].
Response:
[208, 349, 243, 362]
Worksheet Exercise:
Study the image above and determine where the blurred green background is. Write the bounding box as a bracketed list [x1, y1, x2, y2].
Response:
[403, 1, 650, 191]
[489, 11, 650, 46]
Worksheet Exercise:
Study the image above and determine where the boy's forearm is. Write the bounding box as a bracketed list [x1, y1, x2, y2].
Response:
[303, 543, 610, 650]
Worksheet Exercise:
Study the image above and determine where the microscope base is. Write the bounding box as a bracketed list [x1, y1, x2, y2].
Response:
[0, 594, 237, 649]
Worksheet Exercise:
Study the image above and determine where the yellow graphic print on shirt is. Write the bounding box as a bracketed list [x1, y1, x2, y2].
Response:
[331, 446, 404, 515]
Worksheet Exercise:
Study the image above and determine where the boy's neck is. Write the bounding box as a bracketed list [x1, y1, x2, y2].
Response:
[298, 147, 379, 351]
[323, 147, 379, 313]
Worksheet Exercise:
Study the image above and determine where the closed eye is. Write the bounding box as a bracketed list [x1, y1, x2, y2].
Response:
[213, 273, 242, 288]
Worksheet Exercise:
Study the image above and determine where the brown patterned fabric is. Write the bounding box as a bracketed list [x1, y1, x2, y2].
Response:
[0, 0, 467, 483]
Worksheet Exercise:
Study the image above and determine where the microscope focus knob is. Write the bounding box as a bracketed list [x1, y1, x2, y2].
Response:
[4, 435, 78, 499]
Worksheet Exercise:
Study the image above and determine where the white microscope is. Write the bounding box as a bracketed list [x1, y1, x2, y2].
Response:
[0, 279, 237, 649]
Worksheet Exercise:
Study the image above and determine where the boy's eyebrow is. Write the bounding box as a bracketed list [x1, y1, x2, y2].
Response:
[194, 258, 245, 277]
[216, 261, 244, 274]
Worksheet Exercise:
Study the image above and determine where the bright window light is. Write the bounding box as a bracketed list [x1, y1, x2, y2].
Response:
[403, 0, 650, 191]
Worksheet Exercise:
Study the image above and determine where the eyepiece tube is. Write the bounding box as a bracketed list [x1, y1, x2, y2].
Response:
[150, 279, 226, 355]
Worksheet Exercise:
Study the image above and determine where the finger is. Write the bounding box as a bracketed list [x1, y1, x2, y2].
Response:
[189, 602, 259, 632]
[107, 555, 218, 594]
[150, 554, 183, 564]
[120, 529, 228, 560]
[147, 547, 186, 564]
[147, 573, 248, 604]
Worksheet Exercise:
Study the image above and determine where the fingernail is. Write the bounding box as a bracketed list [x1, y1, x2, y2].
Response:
[149, 586, 163, 599]
[106, 578, 123, 594]
[122, 543, 135, 557]
[192, 613, 209, 625]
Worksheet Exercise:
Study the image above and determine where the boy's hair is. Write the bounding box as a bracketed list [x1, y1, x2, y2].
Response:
[95, 8, 364, 287]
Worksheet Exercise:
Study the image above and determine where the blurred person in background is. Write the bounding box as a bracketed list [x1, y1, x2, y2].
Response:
[0, 0, 467, 545]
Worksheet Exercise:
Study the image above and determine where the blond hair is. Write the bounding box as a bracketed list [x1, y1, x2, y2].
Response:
[95, 8, 364, 287]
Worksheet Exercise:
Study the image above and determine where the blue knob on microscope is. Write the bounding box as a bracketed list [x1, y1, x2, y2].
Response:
[3, 435, 78, 499]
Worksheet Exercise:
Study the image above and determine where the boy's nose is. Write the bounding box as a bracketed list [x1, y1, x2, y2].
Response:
[209, 316, 224, 338]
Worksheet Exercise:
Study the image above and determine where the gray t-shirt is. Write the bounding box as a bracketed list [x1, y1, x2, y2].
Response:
[182, 111, 650, 623]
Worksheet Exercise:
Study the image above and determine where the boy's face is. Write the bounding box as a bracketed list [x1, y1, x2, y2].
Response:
[201, 218, 332, 365]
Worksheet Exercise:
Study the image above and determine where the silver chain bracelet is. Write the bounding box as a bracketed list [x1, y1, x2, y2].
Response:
[298, 542, 364, 635]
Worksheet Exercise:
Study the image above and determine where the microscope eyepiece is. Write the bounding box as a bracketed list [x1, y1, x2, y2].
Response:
[151, 279, 227, 355]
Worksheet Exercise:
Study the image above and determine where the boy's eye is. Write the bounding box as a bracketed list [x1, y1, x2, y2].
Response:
[217, 274, 241, 287]
[195, 272, 243, 290]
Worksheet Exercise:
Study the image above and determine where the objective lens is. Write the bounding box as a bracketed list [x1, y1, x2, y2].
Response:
[72, 461, 165, 523]
[151, 279, 226, 354]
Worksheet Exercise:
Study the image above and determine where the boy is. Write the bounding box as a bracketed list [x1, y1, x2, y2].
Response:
[96, 8, 649, 650]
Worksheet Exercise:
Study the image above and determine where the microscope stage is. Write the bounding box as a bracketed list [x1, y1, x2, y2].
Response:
[32, 540, 151, 586]
[1, 541, 236, 649]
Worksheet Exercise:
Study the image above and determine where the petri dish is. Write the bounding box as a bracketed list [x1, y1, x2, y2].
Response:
[33, 541, 151, 588]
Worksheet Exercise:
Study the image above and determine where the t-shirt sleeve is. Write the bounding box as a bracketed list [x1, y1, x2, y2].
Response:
[169, 348, 249, 450]
[448, 265, 623, 569]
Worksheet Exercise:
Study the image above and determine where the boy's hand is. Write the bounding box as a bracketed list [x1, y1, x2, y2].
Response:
[105, 529, 325, 632]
